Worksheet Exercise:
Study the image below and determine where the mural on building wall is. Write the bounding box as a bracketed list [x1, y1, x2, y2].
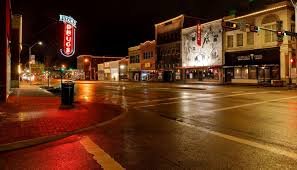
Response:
[182, 20, 223, 67]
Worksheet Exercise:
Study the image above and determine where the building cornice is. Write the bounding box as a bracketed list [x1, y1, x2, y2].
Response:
[226, 4, 289, 21]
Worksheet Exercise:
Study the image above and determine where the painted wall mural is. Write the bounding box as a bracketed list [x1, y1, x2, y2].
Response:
[182, 20, 223, 67]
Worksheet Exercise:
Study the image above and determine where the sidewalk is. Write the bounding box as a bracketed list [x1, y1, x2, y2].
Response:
[0, 85, 122, 151]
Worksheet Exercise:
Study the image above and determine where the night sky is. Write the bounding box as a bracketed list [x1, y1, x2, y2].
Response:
[11, 0, 278, 68]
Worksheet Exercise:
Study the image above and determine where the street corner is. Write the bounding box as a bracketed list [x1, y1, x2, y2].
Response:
[0, 100, 125, 152]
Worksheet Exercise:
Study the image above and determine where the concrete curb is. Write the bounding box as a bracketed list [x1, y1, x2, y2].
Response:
[172, 87, 206, 90]
[0, 111, 127, 152]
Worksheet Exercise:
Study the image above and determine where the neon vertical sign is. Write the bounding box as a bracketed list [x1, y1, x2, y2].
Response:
[197, 23, 202, 46]
[59, 15, 77, 57]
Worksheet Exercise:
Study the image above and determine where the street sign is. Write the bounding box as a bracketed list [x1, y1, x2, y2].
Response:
[59, 15, 77, 57]
[285, 31, 297, 37]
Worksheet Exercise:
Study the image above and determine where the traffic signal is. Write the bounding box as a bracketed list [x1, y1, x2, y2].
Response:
[276, 31, 284, 42]
[249, 25, 260, 32]
[61, 65, 66, 72]
[222, 21, 238, 30]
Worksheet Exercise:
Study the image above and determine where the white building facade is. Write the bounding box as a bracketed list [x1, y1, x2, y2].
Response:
[224, 1, 295, 85]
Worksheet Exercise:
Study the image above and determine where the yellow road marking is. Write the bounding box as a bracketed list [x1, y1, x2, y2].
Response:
[80, 136, 125, 170]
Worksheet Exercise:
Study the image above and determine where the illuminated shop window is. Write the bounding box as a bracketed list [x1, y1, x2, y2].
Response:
[249, 67, 257, 79]
[234, 68, 242, 79]
[242, 67, 249, 79]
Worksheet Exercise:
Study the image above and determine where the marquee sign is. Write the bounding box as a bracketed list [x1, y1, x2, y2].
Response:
[59, 15, 77, 57]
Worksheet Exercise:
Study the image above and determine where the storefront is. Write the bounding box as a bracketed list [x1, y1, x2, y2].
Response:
[97, 64, 104, 80]
[129, 69, 141, 81]
[183, 66, 222, 82]
[141, 62, 157, 81]
[103, 62, 111, 80]
[224, 47, 280, 84]
[128, 63, 141, 81]
[110, 61, 119, 81]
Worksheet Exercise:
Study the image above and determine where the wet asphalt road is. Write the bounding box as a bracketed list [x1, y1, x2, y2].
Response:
[1, 81, 297, 169]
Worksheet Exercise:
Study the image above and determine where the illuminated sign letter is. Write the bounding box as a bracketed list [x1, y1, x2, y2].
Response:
[59, 15, 77, 57]
[197, 24, 202, 46]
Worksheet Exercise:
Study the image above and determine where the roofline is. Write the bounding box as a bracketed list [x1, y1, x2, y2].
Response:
[182, 18, 223, 32]
[226, 4, 289, 21]
[77, 55, 124, 59]
[154, 14, 184, 27]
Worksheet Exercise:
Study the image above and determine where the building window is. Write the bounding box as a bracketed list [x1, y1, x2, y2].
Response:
[291, 24, 295, 41]
[247, 32, 254, 45]
[130, 55, 140, 63]
[264, 24, 277, 43]
[237, 34, 243, 47]
[227, 35, 234, 48]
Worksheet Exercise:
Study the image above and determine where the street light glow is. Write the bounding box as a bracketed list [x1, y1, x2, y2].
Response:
[120, 65, 125, 69]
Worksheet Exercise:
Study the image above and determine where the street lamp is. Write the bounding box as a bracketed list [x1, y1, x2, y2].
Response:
[28, 41, 43, 84]
[84, 58, 90, 80]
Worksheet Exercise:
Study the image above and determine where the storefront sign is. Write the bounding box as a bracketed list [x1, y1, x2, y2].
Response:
[237, 54, 263, 61]
[59, 15, 77, 57]
[145, 63, 151, 68]
[225, 47, 280, 66]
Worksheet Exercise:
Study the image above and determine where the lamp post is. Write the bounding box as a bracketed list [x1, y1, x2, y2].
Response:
[84, 58, 90, 80]
[28, 41, 42, 84]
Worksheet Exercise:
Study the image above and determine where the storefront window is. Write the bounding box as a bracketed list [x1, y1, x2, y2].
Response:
[242, 67, 248, 79]
[249, 67, 257, 79]
[234, 67, 242, 79]
[271, 66, 280, 80]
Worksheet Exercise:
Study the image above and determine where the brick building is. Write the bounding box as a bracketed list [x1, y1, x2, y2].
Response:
[77, 55, 123, 80]
[140, 40, 157, 81]
[128, 46, 141, 81]
[155, 15, 202, 82]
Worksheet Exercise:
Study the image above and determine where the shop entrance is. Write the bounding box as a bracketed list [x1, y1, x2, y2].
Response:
[164, 71, 173, 82]
[198, 71, 203, 81]
[258, 67, 271, 83]
[225, 68, 233, 83]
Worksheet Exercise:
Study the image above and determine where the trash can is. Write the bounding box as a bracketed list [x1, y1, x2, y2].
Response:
[61, 82, 75, 105]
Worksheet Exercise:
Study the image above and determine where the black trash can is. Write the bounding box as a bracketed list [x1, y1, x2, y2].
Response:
[61, 82, 75, 105]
